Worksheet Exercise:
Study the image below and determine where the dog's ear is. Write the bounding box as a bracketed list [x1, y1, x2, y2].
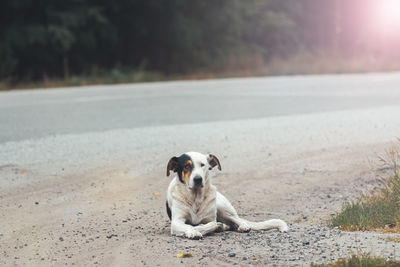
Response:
[167, 156, 179, 176]
[208, 154, 221, 171]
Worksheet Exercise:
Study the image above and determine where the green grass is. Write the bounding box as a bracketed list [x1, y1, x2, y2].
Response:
[311, 255, 400, 267]
[331, 148, 400, 232]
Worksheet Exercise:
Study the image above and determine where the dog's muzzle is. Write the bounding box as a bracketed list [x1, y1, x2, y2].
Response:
[193, 175, 203, 187]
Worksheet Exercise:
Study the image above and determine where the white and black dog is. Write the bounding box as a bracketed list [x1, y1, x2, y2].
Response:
[166, 152, 289, 239]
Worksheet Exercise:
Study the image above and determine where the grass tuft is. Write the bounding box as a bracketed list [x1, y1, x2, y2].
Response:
[311, 255, 400, 267]
[387, 236, 400, 243]
[331, 145, 400, 232]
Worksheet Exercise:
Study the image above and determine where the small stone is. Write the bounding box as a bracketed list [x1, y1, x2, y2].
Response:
[228, 252, 236, 257]
[106, 234, 118, 239]
[59, 237, 64, 242]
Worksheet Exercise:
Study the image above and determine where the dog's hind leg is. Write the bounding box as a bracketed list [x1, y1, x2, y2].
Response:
[216, 192, 289, 232]
[245, 219, 289, 232]
[216, 192, 251, 231]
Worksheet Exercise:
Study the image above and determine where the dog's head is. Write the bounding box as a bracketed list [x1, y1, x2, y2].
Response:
[166, 152, 221, 189]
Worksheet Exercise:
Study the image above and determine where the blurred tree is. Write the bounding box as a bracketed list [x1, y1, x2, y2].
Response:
[0, 0, 115, 80]
[1, 0, 396, 83]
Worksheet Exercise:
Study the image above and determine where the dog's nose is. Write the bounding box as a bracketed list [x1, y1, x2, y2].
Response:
[193, 175, 203, 186]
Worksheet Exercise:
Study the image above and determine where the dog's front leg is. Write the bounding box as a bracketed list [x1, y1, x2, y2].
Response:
[171, 219, 203, 239]
[193, 221, 223, 236]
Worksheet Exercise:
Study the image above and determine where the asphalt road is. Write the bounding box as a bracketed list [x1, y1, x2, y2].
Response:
[1, 72, 400, 186]
[1, 72, 400, 143]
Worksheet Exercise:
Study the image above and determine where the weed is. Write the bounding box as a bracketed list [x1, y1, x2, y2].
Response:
[311, 255, 400, 267]
[331, 144, 400, 232]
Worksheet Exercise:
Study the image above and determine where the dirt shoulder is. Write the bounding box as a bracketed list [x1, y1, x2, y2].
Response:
[1, 142, 400, 266]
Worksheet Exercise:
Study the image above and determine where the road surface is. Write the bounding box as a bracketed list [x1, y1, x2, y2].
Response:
[1, 73, 400, 143]
[1, 73, 400, 266]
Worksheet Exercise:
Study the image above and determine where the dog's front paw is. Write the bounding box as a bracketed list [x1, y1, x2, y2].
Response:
[185, 229, 203, 239]
[237, 222, 251, 232]
[279, 221, 289, 232]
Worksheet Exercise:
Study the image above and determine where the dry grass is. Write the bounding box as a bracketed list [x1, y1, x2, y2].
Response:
[386, 236, 400, 243]
[311, 255, 400, 267]
[2, 54, 400, 90]
[331, 143, 400, 233]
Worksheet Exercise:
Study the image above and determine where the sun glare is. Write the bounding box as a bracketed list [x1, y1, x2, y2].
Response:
[376, 0, 400, 29]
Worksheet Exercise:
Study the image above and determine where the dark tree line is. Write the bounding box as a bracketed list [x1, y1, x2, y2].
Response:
[1, 0, 399, 82]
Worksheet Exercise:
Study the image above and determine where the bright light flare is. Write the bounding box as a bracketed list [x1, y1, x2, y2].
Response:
[375, 0, 400, 30]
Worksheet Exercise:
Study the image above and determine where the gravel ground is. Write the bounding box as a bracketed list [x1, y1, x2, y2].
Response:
[1, 106, 400, 266]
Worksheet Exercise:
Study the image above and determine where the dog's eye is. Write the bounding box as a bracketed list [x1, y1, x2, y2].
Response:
[184, 165, 191, 170]
[200, 163, 205, 167]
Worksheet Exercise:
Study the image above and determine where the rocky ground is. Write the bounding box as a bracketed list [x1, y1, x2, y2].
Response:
[2, 102, 400, 266]
[2, 140, 400, 267]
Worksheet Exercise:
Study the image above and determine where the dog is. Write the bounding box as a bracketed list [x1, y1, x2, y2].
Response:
[166, 152, 289, 239]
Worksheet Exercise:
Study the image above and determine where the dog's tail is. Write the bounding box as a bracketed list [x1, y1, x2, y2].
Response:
[243, 219, 289, 232]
